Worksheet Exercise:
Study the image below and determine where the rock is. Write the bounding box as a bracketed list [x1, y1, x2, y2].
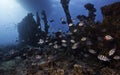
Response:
[72, 64, 84, 75]
[48, 68, 64, 75]
[48, 67, 57, 75]
[57, 69, 64, 75]
[35, 71, 44, 75]
[100, 67, 119, 75]
[0, 60, 16, 70]
[15, 62, 27, 75]
[38, 61, 49, 69]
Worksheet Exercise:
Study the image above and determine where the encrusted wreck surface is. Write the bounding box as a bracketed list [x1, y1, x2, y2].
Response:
[101, 2, 120, 26]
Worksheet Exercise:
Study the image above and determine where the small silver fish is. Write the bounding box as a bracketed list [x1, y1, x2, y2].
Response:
[9, 49, 16, 55]
[84, 54, 89, 57]
[36, 55, 42, 60]
[62, 43, 67, 47]
[72, 18, 77, 22]
[58, 30, 62, 32]
[88, 49, 96, 54]
[68, 32, 73, 35]
[69, 23, 73, 27]
[54, 41, 58, 44]
[98, 55, 110, 61]
[31, 63, 37, 66]
[108, 48, 116, 56]
[45, 40, 48, 43]
[38, 26, 41, 29]
[113, 56, 120, 60]
[72, 43, 79, 49]
[61, 40, 67, 43]
[59, 35, 62, 38]
[60, 18, 65, 21]
[70, 39, 75, 43]
[104, 35, 113, 41]
[23, 53, 27, 56]
[53, 44, 59, 49]
[49, 43, 53, 46]
[38, 39, 44, 44]
[73, 29, 77, 33]
[81, 37, 87, 41]
[78, 22, 84, 27]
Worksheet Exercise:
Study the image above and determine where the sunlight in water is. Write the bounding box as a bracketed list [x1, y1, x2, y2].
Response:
[0, 0, 18, 9]
[0, 0, 28, 45]
[0, 0, 28, 24]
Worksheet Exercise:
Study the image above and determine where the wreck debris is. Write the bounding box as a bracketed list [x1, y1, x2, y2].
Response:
[61, 0, 73, 25]
[18, 13, 41, 46]
[101, 2, 120, 26]
[42, 10, 49, 35]
[77, 3, 96, 26]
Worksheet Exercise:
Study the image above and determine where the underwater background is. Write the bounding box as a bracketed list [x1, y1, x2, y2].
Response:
[0, 0, 119, 45]
[0, 0, 120, 75]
